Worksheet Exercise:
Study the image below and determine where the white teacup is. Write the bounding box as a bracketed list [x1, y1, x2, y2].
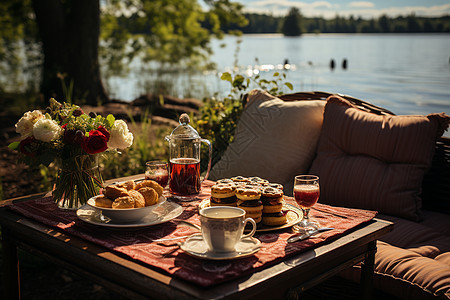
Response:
[199, 206, 257, 253]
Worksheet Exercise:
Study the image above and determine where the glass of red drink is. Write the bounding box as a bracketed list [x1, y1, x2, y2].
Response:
[293, 175, 320, 232]
[145, 161, 169, 189]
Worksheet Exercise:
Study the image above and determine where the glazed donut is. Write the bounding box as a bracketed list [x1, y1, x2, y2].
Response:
[231, 176, 250, 183]
[236, 186, 261, 201]
[248, 176, 269, 185]
[211, 183, 236, 198]
[261, 186, 284, 213]
[138, 187, 159, 206]
[265, 182, 284, 191]
[216, 178, 234, 185]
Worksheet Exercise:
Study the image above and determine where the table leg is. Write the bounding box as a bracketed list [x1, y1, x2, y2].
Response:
[360, 240, 377, 300]
[2, 226, 21, 299]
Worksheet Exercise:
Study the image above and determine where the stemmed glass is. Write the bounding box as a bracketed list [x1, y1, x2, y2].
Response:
[293, 175, 320, 232]
[145, 161, 169, 190]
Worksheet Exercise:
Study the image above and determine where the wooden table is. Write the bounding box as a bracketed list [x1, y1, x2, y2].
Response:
[1, 175, 393, 300]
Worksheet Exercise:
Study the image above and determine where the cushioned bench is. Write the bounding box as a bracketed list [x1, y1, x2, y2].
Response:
[209, 90, 450, 299]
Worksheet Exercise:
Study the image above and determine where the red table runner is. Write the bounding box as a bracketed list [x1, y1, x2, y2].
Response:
[8, 180, 377, 287]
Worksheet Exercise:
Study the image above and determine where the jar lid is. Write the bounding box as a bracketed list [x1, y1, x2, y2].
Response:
[168, 113, 200, 140]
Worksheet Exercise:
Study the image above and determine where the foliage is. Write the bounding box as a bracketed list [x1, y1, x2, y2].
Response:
[0, 0, 41, 94]
[196, 71, 293, 169]
[100, 111, 171, 180]
[7, 98, 134, 207]
[223, 13, 450, 34]
[282, 7, 303, 36]
[100, 0, 247, 75]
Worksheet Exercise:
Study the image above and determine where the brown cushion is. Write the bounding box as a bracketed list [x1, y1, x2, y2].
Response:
[341, 241, 450, 299]
[309, 95, 450, 221]
[210, 89, 325, 192]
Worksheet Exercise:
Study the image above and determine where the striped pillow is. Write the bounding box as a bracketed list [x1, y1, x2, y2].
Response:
[309, 95, 450, 221]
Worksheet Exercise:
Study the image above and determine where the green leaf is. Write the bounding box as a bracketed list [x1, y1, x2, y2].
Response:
[220, 72, 232, 83]
[8, 141, 20, 150]
[232, 75, 245, 88]
[273, 72, 279, 77]
[285, 82, 294, 90]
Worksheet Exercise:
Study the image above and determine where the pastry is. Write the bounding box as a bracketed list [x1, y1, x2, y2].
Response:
[116, 180, 135, 190]
[262, 211, 288, 226]
[261, 186, 284, 214]
[210, 183, 237, 207]
[112, 196, 135, 209]
[128, 190, 145, 208]
[94, 195, 113, 208]
[236, 186, 263, 223]
[104, 185, 128, 200]
[138, 187, 159, 206]
[135, 180, 164, 197]
[248, 176, 269, 186]
[231, 176, 250, 183]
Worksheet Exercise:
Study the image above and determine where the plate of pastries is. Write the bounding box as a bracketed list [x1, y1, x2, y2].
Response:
[199, 176, 303, 232]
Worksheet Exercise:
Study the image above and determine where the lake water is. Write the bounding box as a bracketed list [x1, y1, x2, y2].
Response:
[107, 33, 450, 121]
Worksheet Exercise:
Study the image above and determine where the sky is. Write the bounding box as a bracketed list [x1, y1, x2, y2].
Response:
[237, 0, 450, 19]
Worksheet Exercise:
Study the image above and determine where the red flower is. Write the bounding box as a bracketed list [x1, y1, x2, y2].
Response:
[97, 125, 110, 141]
[19, 137, 37, 157]
[82, 129, 108, 154]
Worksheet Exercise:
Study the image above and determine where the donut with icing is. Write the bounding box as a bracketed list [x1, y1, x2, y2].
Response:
[261, 186, 284, 213]
[262, 211, 288, 226]
[210, 183, 237, 207]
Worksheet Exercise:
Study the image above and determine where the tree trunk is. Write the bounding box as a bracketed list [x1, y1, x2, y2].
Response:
[32, 0, 108, 105]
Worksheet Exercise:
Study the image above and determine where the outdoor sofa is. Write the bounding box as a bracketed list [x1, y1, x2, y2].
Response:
[209, 89, 450, 299]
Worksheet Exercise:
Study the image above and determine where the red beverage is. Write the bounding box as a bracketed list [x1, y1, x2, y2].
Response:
[294, 185, 320, 208]
[146, 172, 169, 187]
[169, 158, 201, 195]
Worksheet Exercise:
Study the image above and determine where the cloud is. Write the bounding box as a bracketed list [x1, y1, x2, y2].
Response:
[348, 2, 374, 9]
[246, 1, 339, 16]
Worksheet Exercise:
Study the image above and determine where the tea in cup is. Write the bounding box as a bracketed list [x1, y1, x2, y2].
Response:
[199, 206, 257, 253]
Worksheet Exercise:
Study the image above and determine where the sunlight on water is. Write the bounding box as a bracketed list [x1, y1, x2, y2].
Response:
[106, 33, 450, 137]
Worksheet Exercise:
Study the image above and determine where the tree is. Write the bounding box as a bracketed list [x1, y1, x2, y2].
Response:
[32, 0, 107, 105]
[2, 0, 247, 106]
[281, 7, 302, 36]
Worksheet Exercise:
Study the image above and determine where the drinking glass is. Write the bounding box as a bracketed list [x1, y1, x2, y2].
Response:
[145, 161, 169, 189]
[293, 175, 320, 232]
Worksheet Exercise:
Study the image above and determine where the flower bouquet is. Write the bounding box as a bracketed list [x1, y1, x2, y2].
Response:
[9, 98, 134, 209]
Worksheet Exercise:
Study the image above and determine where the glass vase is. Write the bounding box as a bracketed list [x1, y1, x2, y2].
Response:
[53, 154, 103, 210]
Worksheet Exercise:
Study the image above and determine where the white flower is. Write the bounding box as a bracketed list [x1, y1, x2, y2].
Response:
[15, 110, 44, 138]
[33, 118, 63, 142]
[108, 120, 134, 150]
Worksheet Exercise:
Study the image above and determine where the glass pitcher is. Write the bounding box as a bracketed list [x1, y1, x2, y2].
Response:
[165, 113, 212, 196]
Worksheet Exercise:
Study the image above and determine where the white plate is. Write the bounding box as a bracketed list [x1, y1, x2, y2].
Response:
[180, 234, 261, 260]
[87, 195, 166, 223]
[198, 200, 303, 232]
[77, 200, 183, 228]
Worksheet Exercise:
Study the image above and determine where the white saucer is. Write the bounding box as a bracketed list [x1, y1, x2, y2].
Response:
[77, 200, 183, 228]
[179, 234, 261, 260]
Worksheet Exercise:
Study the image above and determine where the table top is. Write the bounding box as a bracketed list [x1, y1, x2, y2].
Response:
[0, 174, 393, 300]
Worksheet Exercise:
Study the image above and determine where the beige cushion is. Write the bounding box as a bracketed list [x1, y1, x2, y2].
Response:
[210, 89, 325, 193]
[309, 95, 449, 221]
